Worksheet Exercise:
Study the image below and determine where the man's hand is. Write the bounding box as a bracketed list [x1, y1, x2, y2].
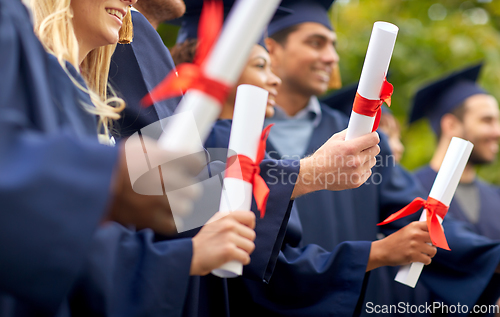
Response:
[190, 211, 256, 276]
[292, 129, 380, 198]
[366, 221, 438, 272]
[106, 136, 202, 235]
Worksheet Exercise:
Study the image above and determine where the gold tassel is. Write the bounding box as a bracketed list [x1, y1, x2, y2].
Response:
[328, 63, 342, 90]
[118, 7, 133, 44]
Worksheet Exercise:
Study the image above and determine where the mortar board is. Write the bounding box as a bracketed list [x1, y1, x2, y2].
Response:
[410, 63, 486, 134]
[173, 0, 292, 48]
[267, 0, 335, 36]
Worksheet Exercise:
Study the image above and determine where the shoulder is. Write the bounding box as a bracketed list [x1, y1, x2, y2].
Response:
[318, 102, 349, 126]
[476, 178, 500, 194]
[205, 119, 232, 149]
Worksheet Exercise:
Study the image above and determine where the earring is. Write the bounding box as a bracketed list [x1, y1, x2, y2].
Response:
[118, 6, 133, 44]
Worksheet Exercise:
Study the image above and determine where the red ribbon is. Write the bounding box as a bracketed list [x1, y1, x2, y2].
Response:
[352, 78, 393, 132]
[141, 0, 229, 107]
[225, 125, 273, 218]
[377, 197, 450, 251]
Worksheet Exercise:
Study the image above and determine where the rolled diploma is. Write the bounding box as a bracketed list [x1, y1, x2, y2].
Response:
[211, 85, 269, 278]
[395, 137, 474, 288]
[345, 22, 398, 141]
[158, 0, 281, 155]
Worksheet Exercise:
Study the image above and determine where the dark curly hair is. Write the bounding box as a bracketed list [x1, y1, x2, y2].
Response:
[170, 39, 198, 65]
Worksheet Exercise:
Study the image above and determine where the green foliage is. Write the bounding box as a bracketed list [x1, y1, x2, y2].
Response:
[332, 0, 500, 184]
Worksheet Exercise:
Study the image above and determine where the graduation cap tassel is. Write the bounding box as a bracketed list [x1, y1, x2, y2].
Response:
[118, 7, 133, 44]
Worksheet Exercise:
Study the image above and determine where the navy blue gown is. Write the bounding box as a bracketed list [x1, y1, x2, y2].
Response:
[109, 10, 181, 138]
[0, 1, 116, 314]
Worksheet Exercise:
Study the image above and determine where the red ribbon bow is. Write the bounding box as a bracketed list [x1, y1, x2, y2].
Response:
[352, 78, 393, 132]
[224, 124, 274, 218]
[141, 0, 229, 107]
[377, 197, 450, 250]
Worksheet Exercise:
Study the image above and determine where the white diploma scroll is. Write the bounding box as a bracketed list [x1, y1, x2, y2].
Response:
[395, 137, 474, 288]
[211, 85, 269, 278]
[158, 0, 281, 155]
[345, 22, 399, 141]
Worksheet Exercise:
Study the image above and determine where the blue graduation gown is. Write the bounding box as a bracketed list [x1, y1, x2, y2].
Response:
[109, 10, 181, 138]
[0, 1, 117, 314]
[206, 120, 372, 316]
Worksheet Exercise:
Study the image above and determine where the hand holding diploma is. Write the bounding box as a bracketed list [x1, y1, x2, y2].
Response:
[190, 210, 256, 276]
[377, 137, 474, 287]
[212, 85, 271, 278]
[292, 130, 380, 197]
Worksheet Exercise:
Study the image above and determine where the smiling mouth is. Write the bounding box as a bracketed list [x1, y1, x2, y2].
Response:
[313, 69, 331, 81]
[106, 8, 125, 21]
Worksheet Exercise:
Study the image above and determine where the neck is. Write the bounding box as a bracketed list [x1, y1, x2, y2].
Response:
[275, 84, 311, 116]
[430, 136, 476, 183]
[133, 5, 160, 30]
[78, 43, 91, 65]
[219, 100, 234, 120]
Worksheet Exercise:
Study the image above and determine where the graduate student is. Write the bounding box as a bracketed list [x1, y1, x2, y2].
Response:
[0, 0, 207, 314]
[410, 63, 500, 306]
[263, 0, 500, 315]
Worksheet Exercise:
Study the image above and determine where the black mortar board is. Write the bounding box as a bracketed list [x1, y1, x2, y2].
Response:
[172, 0, 292, 48]
[410, 63, 486, 134]
[267, 0, 335, 36]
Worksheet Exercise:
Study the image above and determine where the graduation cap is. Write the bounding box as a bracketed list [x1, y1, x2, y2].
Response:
[320, 82, 392, 118]
[268, 0, 336, 36]
[410, 63, 486, 134]
[172, 0, 292, 48]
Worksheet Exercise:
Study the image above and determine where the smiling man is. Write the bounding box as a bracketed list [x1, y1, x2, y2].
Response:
[411, 63, 500, 312]
[412, 63, 500, 241]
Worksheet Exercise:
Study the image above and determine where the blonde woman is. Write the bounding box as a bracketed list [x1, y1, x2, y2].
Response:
[32, 0, 135, 142]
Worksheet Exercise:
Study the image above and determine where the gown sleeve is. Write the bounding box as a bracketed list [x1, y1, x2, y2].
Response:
[0, 1, 118, 313]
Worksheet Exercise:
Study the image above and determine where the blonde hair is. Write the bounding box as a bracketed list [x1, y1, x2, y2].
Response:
[32, 0, 131, 139]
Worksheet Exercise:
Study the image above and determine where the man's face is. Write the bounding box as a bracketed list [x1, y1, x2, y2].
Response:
[461, 94, 500, 165]
[135, 0, 186, 22]
[270, 22, 339, 97]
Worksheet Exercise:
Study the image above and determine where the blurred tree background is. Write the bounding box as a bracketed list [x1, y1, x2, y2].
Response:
[157, 0, 500, 184]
